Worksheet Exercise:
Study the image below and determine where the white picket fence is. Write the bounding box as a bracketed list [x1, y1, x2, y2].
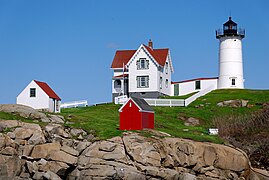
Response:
[114, 86, 216, 107]
[60, 100, 88, 108]
[144, 98, 185, 107]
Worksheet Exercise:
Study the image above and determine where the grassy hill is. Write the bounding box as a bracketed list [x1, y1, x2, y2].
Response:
[59, 89, 269, 143]
[0, 89, 268, 143]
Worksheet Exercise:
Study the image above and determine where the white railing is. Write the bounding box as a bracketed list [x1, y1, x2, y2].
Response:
[114, 95, 128, 104]
[60, 100, 88, 108]
[144, 98, 185, 107]
[185, 85, 216, 106]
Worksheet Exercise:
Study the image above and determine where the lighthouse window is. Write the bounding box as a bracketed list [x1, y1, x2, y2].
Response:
[232, 79, 236, 86]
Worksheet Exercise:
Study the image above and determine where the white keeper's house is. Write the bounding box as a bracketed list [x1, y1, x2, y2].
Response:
[17, 80, 61, 113]
[111, 16, 245, 102]
[111, 40, 173, 100]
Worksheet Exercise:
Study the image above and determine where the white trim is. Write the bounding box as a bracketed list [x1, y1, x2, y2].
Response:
[139, 110, 155, 113]
[126, 44, 159, 68]
[118, 97, 154, 113]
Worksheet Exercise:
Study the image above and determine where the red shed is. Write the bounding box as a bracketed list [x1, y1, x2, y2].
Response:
[119, 97, 154, 130]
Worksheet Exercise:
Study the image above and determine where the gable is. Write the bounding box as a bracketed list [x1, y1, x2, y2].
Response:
[119, 97, 154, 113]
[111, 44, 169, 69]
[34, 80, 61, 100]
[143, 45, 169, 66]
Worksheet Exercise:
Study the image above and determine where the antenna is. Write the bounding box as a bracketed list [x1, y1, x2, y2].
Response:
[229, 10, 232, 18]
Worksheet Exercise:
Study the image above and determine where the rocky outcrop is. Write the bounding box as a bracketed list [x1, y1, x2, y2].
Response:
[0, 104, 65, 123]
[0, 120, 268, 179]
[217, 99, 249, 107]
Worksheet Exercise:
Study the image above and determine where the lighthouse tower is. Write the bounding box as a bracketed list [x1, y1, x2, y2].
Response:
[216, 17, 245, 89]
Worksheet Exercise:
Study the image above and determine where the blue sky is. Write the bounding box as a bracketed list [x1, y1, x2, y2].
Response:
[0, 0, 268, 104]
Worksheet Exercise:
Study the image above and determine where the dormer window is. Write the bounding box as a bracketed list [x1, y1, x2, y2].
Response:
[137, 58, 149, 70]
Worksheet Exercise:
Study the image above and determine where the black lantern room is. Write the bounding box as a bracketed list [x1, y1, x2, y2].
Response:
[216, 17, 245, 39]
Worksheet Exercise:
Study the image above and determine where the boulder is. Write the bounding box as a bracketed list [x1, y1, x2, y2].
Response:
[123, 134, 161, 167]
[184, 117, 200, 126]
[48, 114, 65, 124]
[31, 143, 61, 159]
[48, 150, 78, 165]
[61, 145, 79, 156]
[179, 173, 197, 180]
[43, 161, 69, 177]
[0, 120, 21, 129]
[70, 128, 87, 137]
[13, 128, 34, 140]
[217, 99, 249, 108]
[0, 104, 50, 122]
[28, 130, 46, 145]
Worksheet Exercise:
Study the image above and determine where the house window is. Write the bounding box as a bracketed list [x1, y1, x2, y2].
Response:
[165, 62, 168, 74]
[165, 79, 169, 88]
[232, 78, 236, 86]
[137, 58, 149, 70]
[137, 76, 149, 88]
[160, 77, 163, 89]
[195, 80, 201, 90]
[30, 88, 36, 97]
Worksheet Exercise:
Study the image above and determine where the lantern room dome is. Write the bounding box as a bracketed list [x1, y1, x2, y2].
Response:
[216, 16, 245, 39]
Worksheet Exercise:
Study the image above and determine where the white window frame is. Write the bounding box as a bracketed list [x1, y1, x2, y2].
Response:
[231, 78, 236, 86]
[137, 58, 149, 70]
[165, 79, 168, 88]
[165, 62, 168, 74]
[137, 76, 149, 88]
[30, 88, 36, 97]
[195, 80, 201, 90]
[160, 77, 163, 89]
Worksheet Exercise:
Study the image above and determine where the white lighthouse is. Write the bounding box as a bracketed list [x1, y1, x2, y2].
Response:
[216, 17, 245, 89]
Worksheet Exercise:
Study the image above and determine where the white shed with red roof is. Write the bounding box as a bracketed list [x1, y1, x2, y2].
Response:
[17, 80, 61, 113]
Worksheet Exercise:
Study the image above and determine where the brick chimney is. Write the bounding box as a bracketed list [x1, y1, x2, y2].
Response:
[148, 39, 153, 48]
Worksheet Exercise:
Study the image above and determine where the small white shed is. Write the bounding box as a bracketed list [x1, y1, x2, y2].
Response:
[17, 80, 61, 113]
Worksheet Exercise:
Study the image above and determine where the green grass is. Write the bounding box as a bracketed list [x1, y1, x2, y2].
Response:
[0, 111, 29, 120]
[61, 104, 122, 140]
[161, 92, 197, 99]
[2, 89, 268, 143]
[60, 89, 269, 143]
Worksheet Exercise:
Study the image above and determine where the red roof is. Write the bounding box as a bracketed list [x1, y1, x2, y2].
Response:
[172, 77, 218, 84]
[111, 45, 169, 68]
[143, 45, 169, 66]
[34, 80, 61, 100]
[111, 50, 136, 68]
